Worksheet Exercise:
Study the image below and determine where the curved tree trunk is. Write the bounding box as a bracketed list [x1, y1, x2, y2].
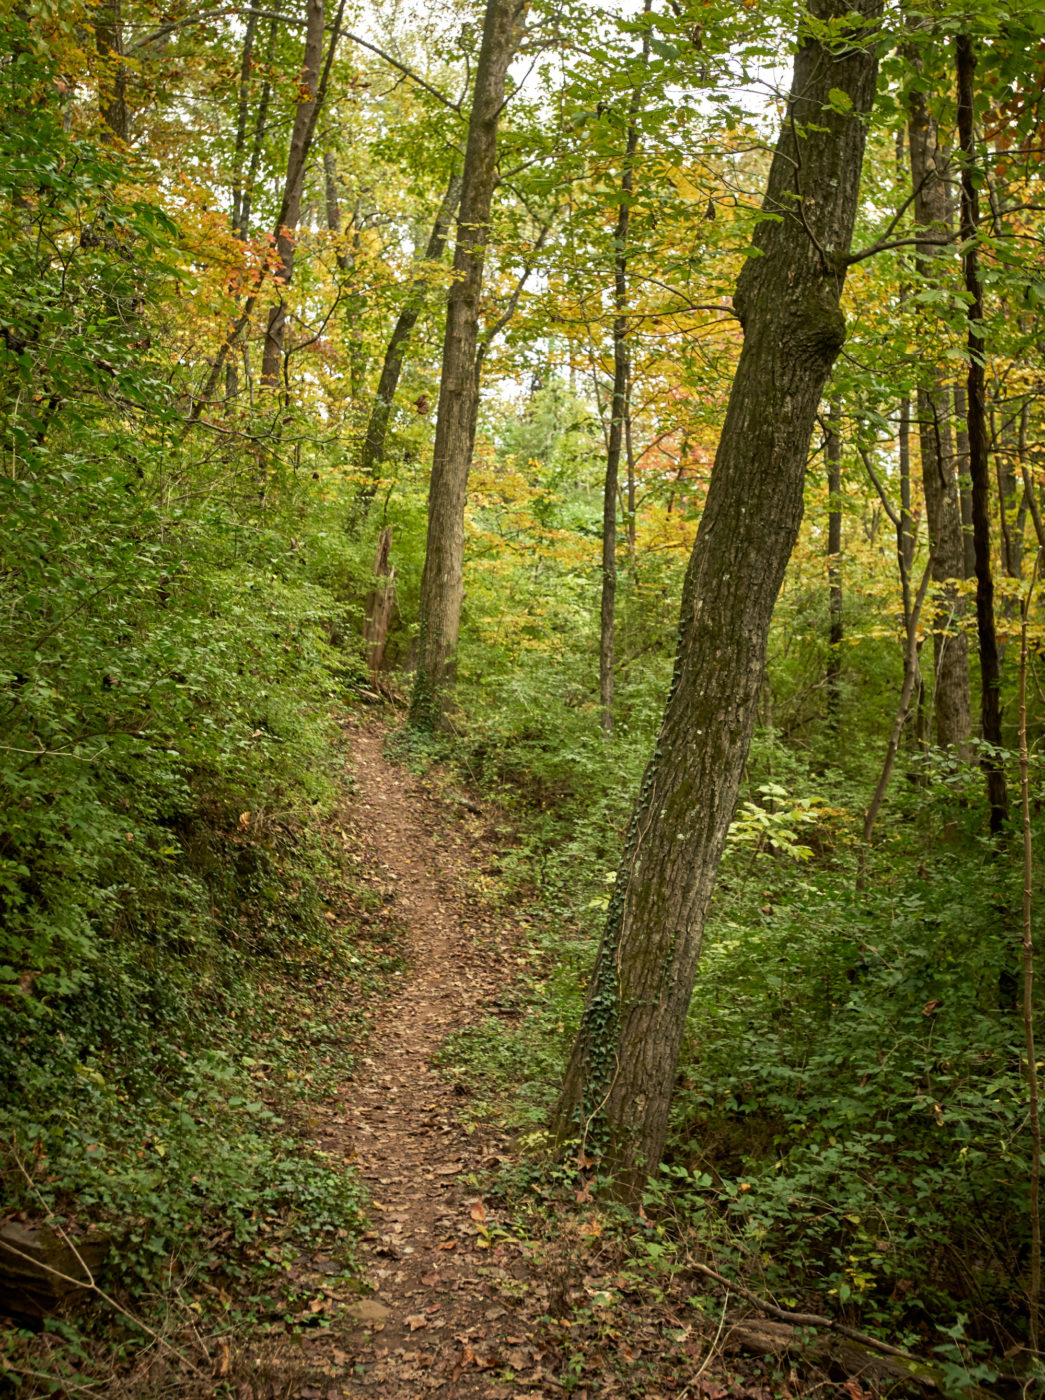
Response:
[553, 0, 882, 1196]
[408, 0, 527, 730]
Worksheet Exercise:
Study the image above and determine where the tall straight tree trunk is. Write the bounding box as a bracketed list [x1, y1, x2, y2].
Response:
[408, 0, 527, 730]
[600, 0, 650, 737]
[907, 82, 972, 755]
[553, 0, 882, 1194]
[957, 32, 1008, 833]
[355, 167, 463, 519]
[261, 0, 327, 390]
[826, 402, 843, 722]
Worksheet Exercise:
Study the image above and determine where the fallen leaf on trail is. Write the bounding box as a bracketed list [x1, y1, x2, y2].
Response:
[406, 1314, 428, 1331]
[436, 1238, 457, 1251]
[421, 1271, 440, 1285]
[470, 1200, 487, 1223]
[434, 1162, 462, 1175]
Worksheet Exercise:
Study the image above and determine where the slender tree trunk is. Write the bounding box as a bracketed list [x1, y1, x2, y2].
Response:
[322, 150, 368, 395]
[408, 0, 528, 730]
[322, 150, 351, 273]
[957, 32, 1008, 833]
[261, 0, 327, 390]
[907, 82, 972, 755]
[227, 13, 259, 401]
[231, 13, 258, 242]
[862, 557, 933, 848]
[858, 443, 930, 846]
[600, 2, 650, 736]
[993, 399, 1026, 583]
[1019, 552, 1043, 1352]
[239, 12, 280, 243]
[826, 403, 843, 722]
[553, 0, 882, 1194]
[954, 384, 976, 578]
[355, 167, 464, 520]
[624, 396, 637, 560]
[899, 396, 927, 757]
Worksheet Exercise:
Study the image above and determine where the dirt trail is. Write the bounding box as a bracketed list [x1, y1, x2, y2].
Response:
[301, 718, 536, 1399]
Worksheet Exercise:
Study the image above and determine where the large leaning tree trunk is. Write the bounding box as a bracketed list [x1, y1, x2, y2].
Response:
[553, 0, 882, 1196]
[907, 74, 972, 754]
[407, 0, 528, 731]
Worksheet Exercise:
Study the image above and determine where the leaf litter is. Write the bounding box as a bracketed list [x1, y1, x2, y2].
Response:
[224, 717, 827, 1400]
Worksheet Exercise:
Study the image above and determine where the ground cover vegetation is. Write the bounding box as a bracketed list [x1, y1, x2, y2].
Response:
[2, 0, 1045, 1392]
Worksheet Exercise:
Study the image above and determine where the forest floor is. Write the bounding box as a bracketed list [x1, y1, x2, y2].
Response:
[221, 714, 798, 1400]
[63, 711, 862, 1400]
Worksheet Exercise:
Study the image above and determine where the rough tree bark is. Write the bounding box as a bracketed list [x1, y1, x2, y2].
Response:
[408, 0, 528, 730]
[907, 80, 972, 755]
[260, 0, 327, 390]
[957, 31, 1008, 832]
[553, 0, 882, 1194]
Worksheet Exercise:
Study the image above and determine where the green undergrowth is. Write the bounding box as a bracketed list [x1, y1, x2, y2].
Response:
[0, 46, 423, 1389]
[429, 719, 1043, 1387]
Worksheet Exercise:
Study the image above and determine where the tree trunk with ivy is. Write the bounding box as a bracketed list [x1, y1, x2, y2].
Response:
[408, 0, 528, 730]
[553, 0, 882, 1196]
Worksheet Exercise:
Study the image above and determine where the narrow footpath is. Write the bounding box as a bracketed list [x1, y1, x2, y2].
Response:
[258, 718, 753, 1400]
